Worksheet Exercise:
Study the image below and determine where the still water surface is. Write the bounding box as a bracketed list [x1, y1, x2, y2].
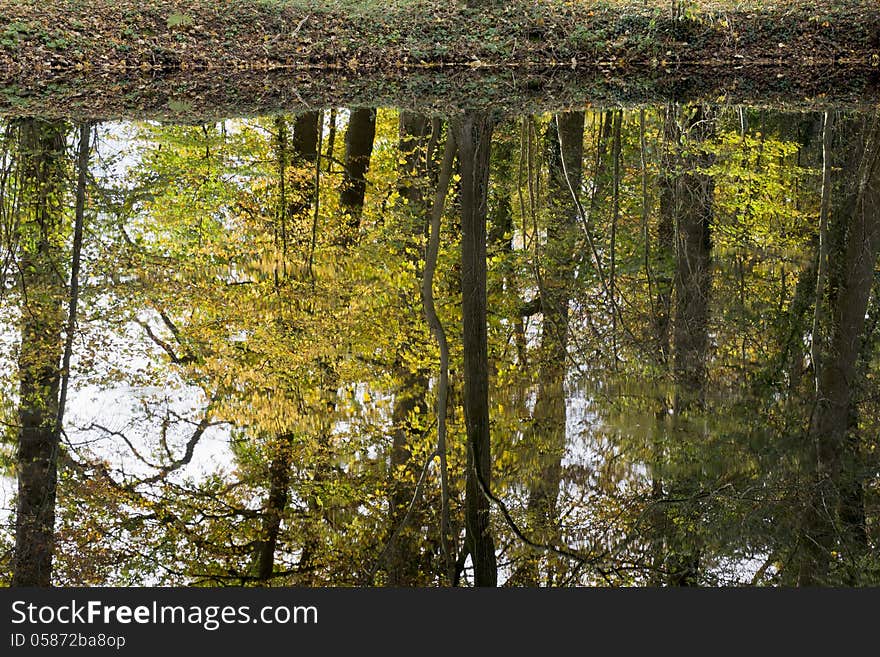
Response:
[1, 105, 878, 586]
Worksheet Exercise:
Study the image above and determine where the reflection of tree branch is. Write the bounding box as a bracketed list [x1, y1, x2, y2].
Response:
[58, 430, 292, 586]
[157, 308, 185, 348]
[135, 307, 198, 365]
[74, 399, 220, 487]
[138, 406, 216, 486]
[470, 447, 615, 576]
[751, 550, 778, 585]
[135, 319, 190, 364]
[188, 565, 316, 587]
[81, 422, 159, 470]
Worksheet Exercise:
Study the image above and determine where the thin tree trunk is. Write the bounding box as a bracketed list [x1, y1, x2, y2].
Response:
[421, 132, 458, 585]
[325, 108, 337, 170]
[610, 111, 622, 368]
[811, 111, 833, 390]
[58, 123, 90, 440]
[656, 105, 678, 369]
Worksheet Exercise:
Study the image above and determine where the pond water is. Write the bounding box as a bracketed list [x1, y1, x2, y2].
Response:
[1, 104, 878, 586]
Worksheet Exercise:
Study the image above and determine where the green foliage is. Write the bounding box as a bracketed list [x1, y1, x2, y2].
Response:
[1, 21, 33, 48]
[166, 13, 194, 28]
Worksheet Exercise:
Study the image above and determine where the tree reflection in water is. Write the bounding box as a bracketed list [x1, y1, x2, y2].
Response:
[1, 106, 878, 587]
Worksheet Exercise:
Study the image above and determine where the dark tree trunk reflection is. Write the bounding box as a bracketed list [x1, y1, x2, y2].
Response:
[657, 105, 715, 587]
[340, 108, 377, 236]
[457, 111, 497, 587]
[12, 119, 69, 587]
[797, 110, 880, 585]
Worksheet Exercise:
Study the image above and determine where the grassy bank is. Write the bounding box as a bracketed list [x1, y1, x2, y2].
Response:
[1, 0, 878, 73]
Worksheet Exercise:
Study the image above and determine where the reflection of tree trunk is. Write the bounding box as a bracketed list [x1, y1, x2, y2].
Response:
[488, 126, 531, 419]
[255, 434, 293, 582]
[488, 125, 513, 254]
[325, 109, 337, 168]
[422, 132, 458, 584]
[609, 111, 622, 366]
[340, 108, 377, 235]
[292, 112, 319, 163]
[384, 112, 434, 585]
[811, 112, 833, 391]
[397, 112, 432, 207]
[457, 111, 497, 587]
[672, 106, 714, 418]
[587, 111, 614, 224]
[280, 111, 320, 235]
[667, 105, 715, 587]
[655, 106, 677, 371]
[515, 112, 584, 586]
[487, 122, 515, 362]
[649, 104, 678, 585]
[12, 120, 69, 587]
[779, 114, 823, 395]
[274, 116, 290, 282]
[256, 114, 320, 584]
[387, 370, 429, 585]
[797, 111, 880, 586]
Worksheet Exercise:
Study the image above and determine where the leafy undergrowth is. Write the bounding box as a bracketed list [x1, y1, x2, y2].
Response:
[0, 0, 878, 73]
